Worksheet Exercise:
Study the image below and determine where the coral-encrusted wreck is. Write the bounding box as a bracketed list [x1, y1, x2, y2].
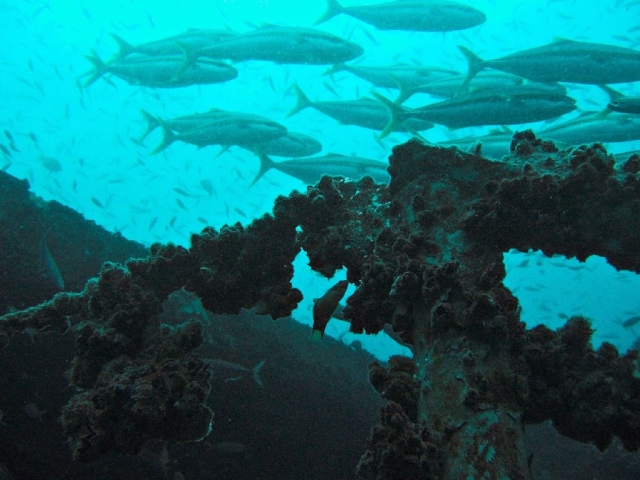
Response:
[1, 131, 640, 478]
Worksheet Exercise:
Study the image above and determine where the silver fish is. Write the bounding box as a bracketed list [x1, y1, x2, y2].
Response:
[110, 28, 236, 59]
[435, 130, 516, 160]
[242, 131, 323, 157]
[288, 84, 433, 133]
[39, 227, 64, 291]
[396, 71, 567, 104]
[316, 0, 486, 32]
[137, 108, 230, 143]
[601, 85, 640, 114]
[324, 63, 461, 90]
[202, 358, 265, 387]
[180, 25, 363, 67]
[374, 86, 576, 136]
[83, 51, 237, 88]
[151, 113, 287, 154]
[538, 111, 640, 145]
[459, 39, 640, 88]
[252, 152, 390, 186]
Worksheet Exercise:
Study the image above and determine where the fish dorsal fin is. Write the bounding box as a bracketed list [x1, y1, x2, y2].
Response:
[552, 37, 578, 44]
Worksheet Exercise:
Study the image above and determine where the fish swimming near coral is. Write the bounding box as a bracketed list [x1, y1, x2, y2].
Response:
[316, 0, 486, 32]
[537, 111, 640, 145]
[287, 84, 433, 133]
[312, 280, 349, 342]
[374, 85, 576, 136]
[39, 227, 64, 291]
[202, 358, 265, 387]
[251, 151, 390, 186]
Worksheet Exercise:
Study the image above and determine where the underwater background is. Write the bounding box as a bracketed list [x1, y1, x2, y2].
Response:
[2, 0, 640, 479]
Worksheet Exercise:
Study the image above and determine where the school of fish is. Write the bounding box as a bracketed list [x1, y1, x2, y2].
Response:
[68, 0, 640, 193]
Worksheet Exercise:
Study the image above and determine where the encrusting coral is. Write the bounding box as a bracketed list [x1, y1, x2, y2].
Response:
[1, 131, 639, 478]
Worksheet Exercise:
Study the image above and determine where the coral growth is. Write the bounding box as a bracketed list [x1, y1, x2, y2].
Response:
[1, 132, 640, 478]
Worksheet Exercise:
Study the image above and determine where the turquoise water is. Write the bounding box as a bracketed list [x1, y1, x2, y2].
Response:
[2, 0, 640, 360]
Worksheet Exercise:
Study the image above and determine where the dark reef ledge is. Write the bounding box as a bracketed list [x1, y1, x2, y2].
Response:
[1, 131, 640, 478]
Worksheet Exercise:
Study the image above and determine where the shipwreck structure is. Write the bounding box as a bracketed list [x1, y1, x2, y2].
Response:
[1, 132, 639, 479]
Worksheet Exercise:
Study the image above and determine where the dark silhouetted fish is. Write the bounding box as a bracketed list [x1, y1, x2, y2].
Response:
[207, 441, 247, 455]
[202, 358, 265, 386]
[288, 84, 433, 133]
[39, 227, 64, 291]
[316, 0, 486, 32]
[374, 86, 576, 136]
[110, 28, 236, 59]
[312, 280, 349, 342]
[252, 152, 390, 186]
[83, 51, 238, 88]
[459, 39, 640, 88]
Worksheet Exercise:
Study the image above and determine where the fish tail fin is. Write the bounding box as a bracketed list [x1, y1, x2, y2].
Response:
[172, 41, 197, 82]
[215, 145, 231, 159]
[150, 120, 176, 155]
[310, 329, 324, 343]
[315, 0, 343, 25]
[250, 150, 275, 186]
[110, 33, 134, 59]
[371, 92, 403, 139]
[322, 62, 346, 77]
[598, 84, 622, 101]
[394, 88, 410, 105]
[457, 45, 484, 96]
[286, 83, 311, 118]
[252, 360, 265, 387]
[598, 84, 620, 115]
[139, 110, 160, 143]
[82, 50, 108, 87]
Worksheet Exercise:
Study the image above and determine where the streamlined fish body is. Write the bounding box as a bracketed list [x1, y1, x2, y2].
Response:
[317, 0, 486, 32]
[252, 152, 390, 186]
[460, 40, 640, 87]
[152, 113, 287, 154]
[191, 25, 364, 65]
[84, 52, 237, 88]
[289, 85, 433, 133]
[111, 28, 236, 59]
[375, 86, 576, 136]
[538, 112, 640, 145]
